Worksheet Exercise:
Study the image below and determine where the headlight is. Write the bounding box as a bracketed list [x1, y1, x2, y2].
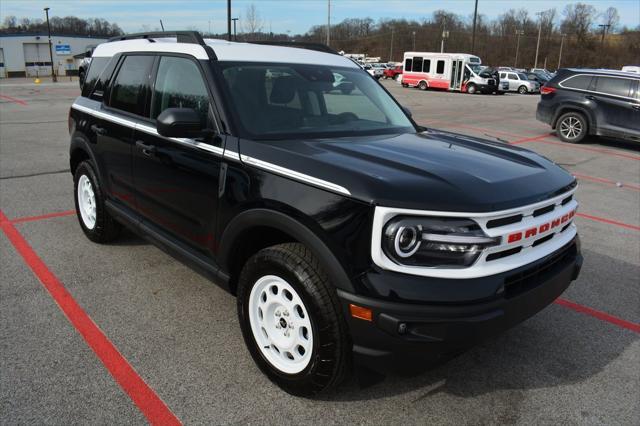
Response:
[382, 216, 499, 268]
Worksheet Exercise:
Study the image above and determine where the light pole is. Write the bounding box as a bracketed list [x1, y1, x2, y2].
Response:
[232, 18, 238, 40]
[389, 28, 394, 61]
[440, 30, 449, 53]
[534, 12, 543, 69]
[557, 33, 566, 69]
[227, 0, 232, 41]
[326, 0, 331, 46]
[514, 29, 524, 68]
[471, 0, 479, 53]
[412, 31, 416, 51]
[43, 7, 56, 82]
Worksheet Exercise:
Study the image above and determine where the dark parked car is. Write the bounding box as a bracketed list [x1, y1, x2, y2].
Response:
[526, 72, 550, 85]
[537, 69, 640, 143]
[71, 31, 582, 396]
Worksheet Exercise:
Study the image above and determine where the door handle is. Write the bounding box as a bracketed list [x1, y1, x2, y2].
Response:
[585, 95, 596, 100]
[90, 124, 107, 135]
[135, 140, 157, 156]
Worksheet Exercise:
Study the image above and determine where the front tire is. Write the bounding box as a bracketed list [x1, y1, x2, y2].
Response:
[237, 243, 351, 397]
[556, 112, 588, 143]
[73, 161, 121, 243]
[467, 83, 477, 94]
[518, 85, 528, 94]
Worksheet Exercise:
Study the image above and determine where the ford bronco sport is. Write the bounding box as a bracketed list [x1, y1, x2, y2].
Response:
[69, 31, 582, 396]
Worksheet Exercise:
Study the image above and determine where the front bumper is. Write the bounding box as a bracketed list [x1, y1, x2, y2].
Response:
[338, 237, 582, 373]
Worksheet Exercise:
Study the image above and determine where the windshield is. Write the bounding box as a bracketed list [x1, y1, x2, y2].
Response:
[219, 62, 415, 140]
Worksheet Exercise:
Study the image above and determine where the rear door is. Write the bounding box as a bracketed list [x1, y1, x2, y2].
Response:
[590, 76, 639, 137]
[132, 55, 224, 256]
[507, 73, 519, 91]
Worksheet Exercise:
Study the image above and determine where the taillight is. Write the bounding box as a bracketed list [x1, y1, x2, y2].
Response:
[540, 86, 556, 95]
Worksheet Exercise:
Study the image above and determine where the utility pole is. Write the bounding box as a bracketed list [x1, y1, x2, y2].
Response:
[232, 18, 238, 41]
[441, 30, 449, 53]
[558, 33, 566, 69]
[159, 19, 165, 31]
[412, 31, 416, 51]
[43, 7, 56, 82]
[534, 12, 543, 69]
[227, 0, 232, 41]
[598, 24, 610, 44]
[514, 29, 524, 67]
[471, 0, 479, 53]
[208, 20, 211, 35]
[389, 28, 394, 60]
[326, 0, 330, 46]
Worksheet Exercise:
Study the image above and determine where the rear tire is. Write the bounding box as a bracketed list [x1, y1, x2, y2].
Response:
[237, 243, 351, 397]
[73, 161, 121, 243]
[518, 85, 528, 94]
[556, 112, 588, 143]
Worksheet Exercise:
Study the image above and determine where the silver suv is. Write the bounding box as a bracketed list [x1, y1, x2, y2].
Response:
[499, 71, 540, 94]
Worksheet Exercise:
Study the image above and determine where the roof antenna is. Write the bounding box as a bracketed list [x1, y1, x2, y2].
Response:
[160, 19, 165, 31]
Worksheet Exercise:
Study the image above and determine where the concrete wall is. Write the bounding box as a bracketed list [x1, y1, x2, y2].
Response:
[0, 34, 108, 77]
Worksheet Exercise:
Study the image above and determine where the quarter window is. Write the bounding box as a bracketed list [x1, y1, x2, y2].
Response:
[109, 55, 154, 116]
[561, 75, 593, 90]
[152, 56, 211, 125]
[436, 60, 445, 74]
[594, 77, 633, 98]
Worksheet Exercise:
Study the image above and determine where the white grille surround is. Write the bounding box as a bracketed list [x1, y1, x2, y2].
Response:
[371, 188, 578, 279]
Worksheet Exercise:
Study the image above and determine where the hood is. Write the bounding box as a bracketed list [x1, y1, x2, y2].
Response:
[238, 130, 576, 212]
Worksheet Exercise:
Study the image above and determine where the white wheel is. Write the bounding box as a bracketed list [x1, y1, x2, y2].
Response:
[248, 275, 313, 374]
[77, 174, 96, 229]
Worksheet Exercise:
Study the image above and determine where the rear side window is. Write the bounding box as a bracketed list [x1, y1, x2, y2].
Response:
[423, 59, 431, 73]
[81, 57, 109, 98]
[436, 60, 445, 74]
[561, 75, 593, 90]
[411, 57, 423, 72]
[109, 55, 154, 116]
[152, 56, 210, 125]
[404, 58, 412, 71]
[594, 77, 633, 98]
[508, 73, 518, 80]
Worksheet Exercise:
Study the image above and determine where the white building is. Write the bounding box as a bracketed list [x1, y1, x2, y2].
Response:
[0, 33, 108, 78]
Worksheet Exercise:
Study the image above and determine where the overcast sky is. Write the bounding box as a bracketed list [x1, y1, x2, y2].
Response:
[2, 0, 639, 34]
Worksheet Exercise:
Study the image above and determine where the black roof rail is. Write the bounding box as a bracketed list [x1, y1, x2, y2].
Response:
[246, 40, 339, 55]
[107, 30, 217, 60]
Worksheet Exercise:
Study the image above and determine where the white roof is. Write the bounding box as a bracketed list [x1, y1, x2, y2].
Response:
[92, 37, 358, 68]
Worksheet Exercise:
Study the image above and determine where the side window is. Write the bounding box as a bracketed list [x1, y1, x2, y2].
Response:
[152, 56, 211, 126]
[500, 72, 506, 79]
[109, 55, 154, 116]
[594, 77, 633, 98]
[411, 57, 423, 72]
[422, 59, 431, 73]
[81, 57, 109, 98]
[436, 60, 445, 74]
[404, 58, 412, 71]
[508, 73, 518, 80]
[561, 75, 593, 90]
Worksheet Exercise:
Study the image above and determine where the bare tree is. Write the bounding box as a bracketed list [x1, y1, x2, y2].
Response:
[561, 3, 597, 43]
[243, 4, 263, 35]
[601, 7, 620, 32]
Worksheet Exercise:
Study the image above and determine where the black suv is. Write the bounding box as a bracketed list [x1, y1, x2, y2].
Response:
[70, 32, 582, 396]
[537, 68, 640, 143]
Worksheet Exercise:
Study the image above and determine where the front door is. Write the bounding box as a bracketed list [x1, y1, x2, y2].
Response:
[132, 55, 223, 256]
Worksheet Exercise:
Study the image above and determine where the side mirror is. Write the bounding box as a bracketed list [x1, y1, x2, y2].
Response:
[156, 108, 204, 138]
[402, 106, 412, 118]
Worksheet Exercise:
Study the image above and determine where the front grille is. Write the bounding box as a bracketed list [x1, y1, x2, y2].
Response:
[503, 241, 577, 299]
[488, 79, 495, 85]
[486, 214, 523, 229]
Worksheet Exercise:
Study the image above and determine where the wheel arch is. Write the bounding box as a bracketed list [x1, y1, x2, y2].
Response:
[551, 105, 594, 132]
[69, 133, 99, 176]
[218, 208, 356, 295]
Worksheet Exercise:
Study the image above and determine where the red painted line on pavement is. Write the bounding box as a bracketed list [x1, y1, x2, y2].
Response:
[510, 133, 555, 145]
[576, 212, 640, 231]
[11, 210, 76, 224]
[555, 298, 640, 334]
[534, 140, 640, 161]
[0, 210, 181, 426]
[572, 173, 640, 192]
[0, 94, 28, 106]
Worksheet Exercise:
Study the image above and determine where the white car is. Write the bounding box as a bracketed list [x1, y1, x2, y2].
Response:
[364, 64, 383, 79]
[622, 65, 640, 74]
[499, 71, 540, 94]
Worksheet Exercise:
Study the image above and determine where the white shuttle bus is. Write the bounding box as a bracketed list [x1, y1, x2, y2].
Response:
[401, 52, 501, 94]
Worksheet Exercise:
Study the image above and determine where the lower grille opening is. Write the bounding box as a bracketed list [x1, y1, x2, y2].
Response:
[486, 246, 522, 261]
[561, 222, 572, 233]
[532, 233, 554, 247]
[503, 241, 577, 299]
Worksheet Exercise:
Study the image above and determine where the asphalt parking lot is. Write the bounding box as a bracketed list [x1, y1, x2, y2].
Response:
[1, 77, 638, 425]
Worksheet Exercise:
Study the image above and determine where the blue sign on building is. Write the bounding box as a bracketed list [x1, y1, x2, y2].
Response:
[55, 44, 71, 55]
